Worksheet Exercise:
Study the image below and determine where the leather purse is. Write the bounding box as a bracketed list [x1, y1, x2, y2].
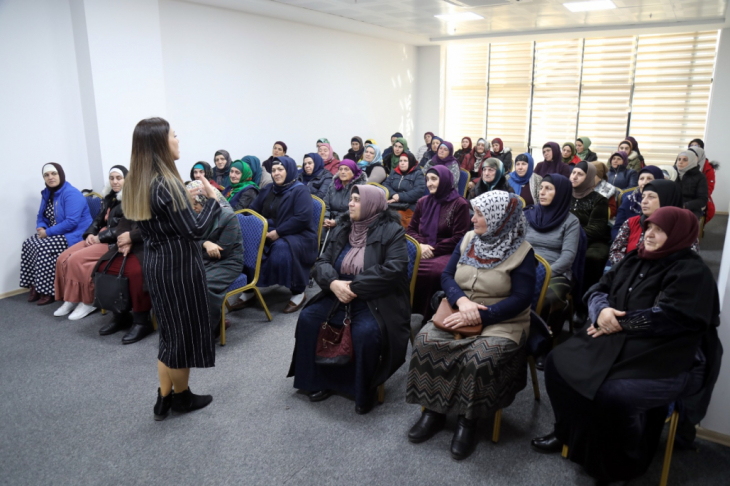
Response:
[315, 302, 354, 366]
[432, 298, 483, 338]
[93, 252, 132, 314]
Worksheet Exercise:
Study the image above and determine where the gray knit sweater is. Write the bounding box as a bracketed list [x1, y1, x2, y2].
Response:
[525, 213, 581, 279]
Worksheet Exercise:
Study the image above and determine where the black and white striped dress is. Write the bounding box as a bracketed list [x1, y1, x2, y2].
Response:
[137, 179, 221, 369]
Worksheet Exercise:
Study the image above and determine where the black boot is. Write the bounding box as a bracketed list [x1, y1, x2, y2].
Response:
[154, 388, 172, 421]
[408, 409, 446, 443]
[99, 312, 132, 336]
[531, 432, 563, 453]
[450, 415, 478, 460]
[171, 388, 213, 413]
[122, 311, 154, 344]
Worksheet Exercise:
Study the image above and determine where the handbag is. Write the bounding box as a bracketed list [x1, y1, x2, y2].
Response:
[432, 298, 483, 338]
[315, 301, 354, 366]
[93, 252, 132, 314]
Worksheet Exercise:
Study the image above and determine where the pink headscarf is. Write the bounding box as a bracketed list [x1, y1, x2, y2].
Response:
[320, 143, 340, 175]
[340, 185, 388, 275]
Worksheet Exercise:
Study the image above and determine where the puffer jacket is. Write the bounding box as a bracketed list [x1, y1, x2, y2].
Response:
[297, 168, 333, 200]
[382, 167, 426, 211]
[607, 165, 639, 190]
[323, 170, 368, 220]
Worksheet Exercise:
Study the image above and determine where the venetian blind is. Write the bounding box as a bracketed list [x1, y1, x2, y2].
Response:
[444, 43, 489, 144]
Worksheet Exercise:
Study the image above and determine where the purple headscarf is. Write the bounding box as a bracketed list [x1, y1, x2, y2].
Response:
[334, 159, 362, 191]
[534, 142, 571, 178]
[431, 141, 459, 167]
[419, 165, 459, 245]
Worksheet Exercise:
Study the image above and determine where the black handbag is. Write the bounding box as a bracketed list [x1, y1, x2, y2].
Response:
[93, 252, 131, 314]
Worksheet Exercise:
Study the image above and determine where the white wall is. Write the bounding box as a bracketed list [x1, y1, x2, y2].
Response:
[414, 46, 443, 150]
[0, 0, 90, 295]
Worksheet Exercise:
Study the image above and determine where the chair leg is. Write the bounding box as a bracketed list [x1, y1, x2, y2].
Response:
[377, 384, 385, 404]
[561, 445, 569, 458]
[220, 302, 227, 346]
[152, 314, 158, 331]
[101, 309, 106, 315]
[253, 287, 272, 322]
[660, 410, 680, 486]
[528, 356, 540, 401]
[492, 409, 502, 443]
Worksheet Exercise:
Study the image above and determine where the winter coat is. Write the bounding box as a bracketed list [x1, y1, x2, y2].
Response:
[580, 150, 598, 163]
[83, 188, 121, 239]
[492, 150, 514, 173]
[91, 190, 146, 278]
[228, 186, 259, 212]
[36, 182, 92, 247]
[676, 166, 709, 219]
[382, 168, 426, 211]
[570, 192, 610, 247]
[607, 165, 638, 190]
[626, 151, 643, 172]
[323, 171, 368, 220]
[297, 169, 333, 200]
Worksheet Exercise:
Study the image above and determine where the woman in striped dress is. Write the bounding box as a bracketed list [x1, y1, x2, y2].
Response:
[123, 117, 221, 421]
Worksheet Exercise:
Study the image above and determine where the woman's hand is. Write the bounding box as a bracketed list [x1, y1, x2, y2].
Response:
[388, 194, 400, 203]
[587, 307, 626, 338]
[330, 280, 357, 304]
[118, 243, 132, 256]
[203, 241, 223, 259]
[116, 232, 131, 247]
[442, 297, 487, 329]
[37, 227, 47, 239]
[200, 176, 217, 199]
[85, 234, 99, 246]
[467, 181, 475, 190]
[420, 244, 434, 259]
[266, 230, 279, 242]
[324, 219, 336, 228]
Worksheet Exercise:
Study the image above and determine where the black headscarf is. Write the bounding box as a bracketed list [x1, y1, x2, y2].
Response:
[212, 150, 232, 187]
[642, 179, 683, 210]
[344, 136, 365, 163]
[524, 173, 572, 232]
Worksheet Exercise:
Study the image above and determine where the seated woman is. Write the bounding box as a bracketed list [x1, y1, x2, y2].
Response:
[383, 152, 426, 228]
[619, 138, 644, 171]
[385, 137, 410, 175]
[534, 142, 572, 179]
[415, 132, 434, 163]
[422, 141, 461, 191]
[262, 141, 287, 173]
[21, 163, 93, 306]
[382, 131, 404, 162]
[223, 160, 258, 212]
[491, 138, 513, 173]
[188, 181, 244, 336]
[675, 150, 709, 220]
[406, 191, 535, 460]
[289, 185, 410, 415]
[231, 156, 318, 314]
[454, 137, 473, 168]
[607, 151, 638, 190]
[242, 155, 272, 190]
[611, 165, 664, 239]
[358, 144, 387, 184]
[468, 158, 513, 199]
[562, 142, 581, 166]
[533, 207, 717, 484]
[507, 153, 542, 206]
[212, 149, 232, 188]
[688, 140, 718, 222]
[419, 135, 443, 168]
[592, 161, 619, 220]
[190, 161, 225, 191]
[318, 142, 341, 175]
[322, 159, 368, 240]
[465, 138, 491, 191]
[297, 152, 333, 199]
[576, 137, 597, 162]
[343, 136, 364, 166]
[407, 166, 470, 320]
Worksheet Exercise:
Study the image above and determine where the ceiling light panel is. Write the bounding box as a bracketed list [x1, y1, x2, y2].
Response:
[564, 1, 617, 13]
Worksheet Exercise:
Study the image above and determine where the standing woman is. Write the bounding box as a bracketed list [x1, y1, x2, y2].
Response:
[212, 150, 232, 188]
[297, 152, 333, 199]
[422, 141, 462, 190]
[674, 150, 708, 219]
[491, 138, 513, 173]
[534, 142, 572, 178]
[262, 141, 288, 174]
[318, 142, 341, 175]
[224, 160, 259, 212]
[123, 117, 222, 419]
[575, 137, 597, 162]
[359, 143, 387, 184]
[343, 136, 365, 165]
[507, 153, 542, 206]
[20, 163, 93, 305]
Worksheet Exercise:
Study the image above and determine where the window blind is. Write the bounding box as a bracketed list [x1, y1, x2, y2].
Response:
[444, 44, 489, 144]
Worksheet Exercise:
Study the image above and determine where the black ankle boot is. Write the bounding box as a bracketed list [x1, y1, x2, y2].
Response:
[154, 388, 172, 421]
[531, 432, 563, 453]
[171, 388, 213, 413]
[451, 415, 478, 460]
[408, 409, 446, 443]
[122, 311, 153, 344]
[99, 312, 132, 336]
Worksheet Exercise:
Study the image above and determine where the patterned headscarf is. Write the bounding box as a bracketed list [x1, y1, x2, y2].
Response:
[186, 180, 230, 208]
[460, 191, 527, 270]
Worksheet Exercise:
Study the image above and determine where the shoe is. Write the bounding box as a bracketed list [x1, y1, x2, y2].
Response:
[228, 296, 256, 312]
[355, 390, 377, 415]
[122, 312, 154, 344]
[283, 294, 307, 314]
[408, 409, 446, 443]
[531, 432, 563, 453]
[535, 354, 546, 371]
[27, 286, 39, 302]
[308, 390, 333, 402]
[451, 415, 478, 460]
[99, 312, 132, 336]
[68, 302, 96, 320]
[54, 301, 77, 317]
[171, 388, 213, 413]
[154, 388, 172, 421]
[36, 294, 55, 306]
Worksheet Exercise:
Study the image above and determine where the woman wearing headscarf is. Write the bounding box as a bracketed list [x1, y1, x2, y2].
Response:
[382, 131, 404, 162]
[322, 159, 368, 238]
[262, 141, 288, 174]
[420, 135, 443, 168]
[609, 179, 698, 265]
[466, 138, 492, 191]
[606, 151, 639, 190]
[242, 155, 273, 190]
[231, 156, 318, 314]
[406, 191, 535, 461]
[534, 142, 572, 179]
[688, 143, 716, 222]
[407, 166, 471, 320]
[468, 158, 513, 199]
[224, 160, 259, 212]
[674, 150, 708, 220]
[358, 143, 387, 184]
[318, 142, 341, 175]
[592, 161, 619, 220]
[415, 132, 434, 162]
[386, 137, 410, 175]
[561, 142, 581, 167]
[533, 207, 718, 484]
[454, 137, 473, 164]
[618, 137, 644, 171]
[422, 141, 461, 191]
[21, 163, 93, 306]
[212, 149, 232, 188]
[297, 152, 333, 199]
[507, 153, 542, 206]
[491, 138, 513, 173]
[576, 137, 597, 162]
[611, 165, 663, 240]
[190, 161, 225, 192]
[289, 185, 410, 415]
[383, 152, 426, 229]
[343, 136, 365, 165]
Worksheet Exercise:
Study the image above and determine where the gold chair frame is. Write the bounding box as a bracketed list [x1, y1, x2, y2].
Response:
[311, 195, 325, 252]
[366, 182, 389, 199]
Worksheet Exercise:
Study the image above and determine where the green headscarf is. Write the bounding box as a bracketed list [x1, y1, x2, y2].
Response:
[226, 160, 258, 200]
[389, 137, 409, 170]
[562, 142, 577, 164]
[577, 136, 592, 160]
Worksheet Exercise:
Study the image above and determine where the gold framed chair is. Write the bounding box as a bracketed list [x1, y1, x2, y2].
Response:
[311, 195, 325, 252]
[366, 182, 389, 199]
[459, 169, 470, 198]
[518, 196, 526, 208]
[617, 186, 637, 208]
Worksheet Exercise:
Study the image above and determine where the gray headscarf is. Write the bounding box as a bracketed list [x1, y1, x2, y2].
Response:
[675, 150, 699, 178]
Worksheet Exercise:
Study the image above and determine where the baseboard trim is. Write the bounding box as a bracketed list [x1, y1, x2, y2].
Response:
[696, 426, 730, 448]
[715, 211, 728, 216]
[0, 288, 29, 300]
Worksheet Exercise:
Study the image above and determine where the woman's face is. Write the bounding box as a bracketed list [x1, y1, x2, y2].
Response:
[431, 139, 441, 151]
[610, 155, 623, 168]
[492, 142, 501, 153]
[338, 165, 353, 184]
[229, 167, 242, 184]
[271, 164, 287, 185]
[461, 138, 470, 149]
[393, 142, 404, 156]
[515, 160, 528, 177]
[618, 142, 631, 154]
[570, 168, 586, 187]
[426, 173, 440, 194]
[318, 145, 330, 160]
[539, 181, 556, 206]
[193, 201, 203, 214]
[193, 168, 206, 180]
[472, 208, 488, 235]
[575, 140, 584, 153]
[272, 144, 284, 157]
[303, 157, 315, 175]
[425, 134, 432, 144]
[562, 145, 572, 159]
[109, 173, 125, 193]
[482, 165, 497, 183]
[168, 128, 180, 160]
[43, 170, 60, 188]
[363, 147, 376, 162]
[398, 155, 410, 172]
[643, 222, 668, 252]
[641, 190, 660, 216]
[543, 146, 553, 161]
[638, 172, 655, 191]
[351, 140, 360, 152]
[677, 155, 690, 170]
[214, 154, 227, 170]
[476, 141, 485, 154]
[348, 192, 361, 221]
[437, 144, 449, 159]
[690, 142, 700, 148]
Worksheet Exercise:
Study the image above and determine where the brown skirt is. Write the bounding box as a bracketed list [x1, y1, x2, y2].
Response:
[55, 241, 109, 304]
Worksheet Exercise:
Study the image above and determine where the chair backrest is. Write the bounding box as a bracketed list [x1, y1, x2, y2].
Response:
[311, 195, 325, 250]
[234, 209, 268, 286]
[459, 169, 470, 198]
[367, 182, 389, 199]
[85, 193, 103, 220]
[618, 186, 637, 207]
[405, 234, 421, 307]
[518, 196, 526, 208]
[533, 253, 552, 315]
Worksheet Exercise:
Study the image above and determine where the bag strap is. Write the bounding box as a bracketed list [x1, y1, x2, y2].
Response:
[326, 299, 341, 321]
[100, 251, 120, 275]
[117, 255, 128, 277]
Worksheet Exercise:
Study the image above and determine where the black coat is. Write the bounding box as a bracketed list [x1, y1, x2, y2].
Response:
[580, 150, 598, 162]
[297, 169, 333, 200]
[92, 196, 145, 274]
[469, 176, 513, 199]
[676, 166, 709, 218]
[83, 192, 119, 238]
[382, 168, 426, 211]
[288, 210, 411, 389]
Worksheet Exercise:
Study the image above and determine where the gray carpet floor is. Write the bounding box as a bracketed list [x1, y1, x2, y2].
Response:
[1, 216, 728, 485]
